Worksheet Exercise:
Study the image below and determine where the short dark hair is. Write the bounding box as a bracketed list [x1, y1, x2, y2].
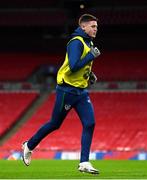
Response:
[78, 14, 98, 25]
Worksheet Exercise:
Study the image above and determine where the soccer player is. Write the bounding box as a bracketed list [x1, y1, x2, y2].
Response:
[22, 13, 100, 174]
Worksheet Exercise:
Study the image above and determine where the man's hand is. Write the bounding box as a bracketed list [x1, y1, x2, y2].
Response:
[90, 47, 100, 58]
[89, 71, 97, 85]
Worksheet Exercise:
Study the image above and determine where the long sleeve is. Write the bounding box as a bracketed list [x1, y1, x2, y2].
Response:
[67, 40, 94, 72]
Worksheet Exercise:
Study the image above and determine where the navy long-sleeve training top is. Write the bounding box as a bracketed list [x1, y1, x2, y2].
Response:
[67, 27, 95, 72]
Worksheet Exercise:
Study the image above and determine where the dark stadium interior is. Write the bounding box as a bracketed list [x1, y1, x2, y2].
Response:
[0, 0, 147, 53]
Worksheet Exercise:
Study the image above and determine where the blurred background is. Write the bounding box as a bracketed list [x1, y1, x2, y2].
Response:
[0, 0, 147, 161]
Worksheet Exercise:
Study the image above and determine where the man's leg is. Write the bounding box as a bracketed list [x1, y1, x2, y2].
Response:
[74, 93, 99, 174]
[22, 89, 70, 166]
[27, 90, 69, 150]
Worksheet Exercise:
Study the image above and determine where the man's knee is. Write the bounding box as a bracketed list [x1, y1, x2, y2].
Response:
[83, 120, 95, 129]
[49, 121, 61, 130]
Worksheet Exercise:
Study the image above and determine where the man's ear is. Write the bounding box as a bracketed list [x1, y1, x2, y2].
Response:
[80, 23, 86, 31]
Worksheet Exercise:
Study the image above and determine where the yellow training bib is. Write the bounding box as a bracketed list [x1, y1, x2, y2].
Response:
[57, 36, 93, 88]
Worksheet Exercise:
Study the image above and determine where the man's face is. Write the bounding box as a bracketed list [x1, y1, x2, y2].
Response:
[81, 20, 98, 38]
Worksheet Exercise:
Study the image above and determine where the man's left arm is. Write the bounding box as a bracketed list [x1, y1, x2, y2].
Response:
[89, 71, 97, 85]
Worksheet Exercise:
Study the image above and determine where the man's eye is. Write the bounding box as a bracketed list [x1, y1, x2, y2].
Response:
[91, 26, 97, 28]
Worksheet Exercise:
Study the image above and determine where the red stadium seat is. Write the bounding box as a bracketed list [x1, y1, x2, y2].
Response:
[0, 54, 62, 81]
[93, 51, 147, 81]
[1, 91, 147, 153]
[0, 92, 38, 136]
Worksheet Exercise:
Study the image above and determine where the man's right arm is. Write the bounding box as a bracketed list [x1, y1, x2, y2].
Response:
[67, 40, 100, 72]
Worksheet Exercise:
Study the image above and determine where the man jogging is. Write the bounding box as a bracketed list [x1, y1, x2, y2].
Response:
[22, 13, 100, 174]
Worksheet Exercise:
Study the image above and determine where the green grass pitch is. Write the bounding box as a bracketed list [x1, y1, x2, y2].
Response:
[0, 159, 147, 179]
